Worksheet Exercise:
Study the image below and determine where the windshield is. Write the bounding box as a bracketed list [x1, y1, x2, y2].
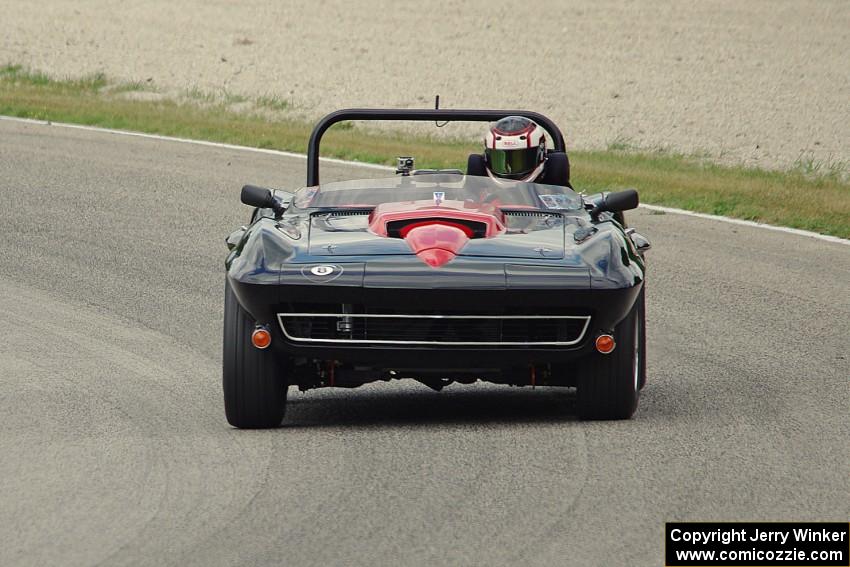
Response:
[292, 174, 582, 211]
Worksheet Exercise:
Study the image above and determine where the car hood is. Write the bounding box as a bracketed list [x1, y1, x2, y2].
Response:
[307, 205, 566, 260]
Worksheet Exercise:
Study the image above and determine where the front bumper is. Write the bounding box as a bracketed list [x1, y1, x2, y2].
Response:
[229, 276, 642, 366]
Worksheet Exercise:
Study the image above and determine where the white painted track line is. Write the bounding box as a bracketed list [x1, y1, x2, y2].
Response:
[2, 114, 846, 246]
[0, 115, 393, 171]
[638, 204, 849, 245]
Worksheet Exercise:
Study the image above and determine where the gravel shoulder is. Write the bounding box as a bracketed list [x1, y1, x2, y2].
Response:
[2, 0, 848, 171]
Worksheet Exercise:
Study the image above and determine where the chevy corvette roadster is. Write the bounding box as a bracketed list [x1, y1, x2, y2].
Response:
[223, 109, 650, 427]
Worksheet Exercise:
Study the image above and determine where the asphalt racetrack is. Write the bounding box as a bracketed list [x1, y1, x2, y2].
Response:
[1, 120, 847, 566]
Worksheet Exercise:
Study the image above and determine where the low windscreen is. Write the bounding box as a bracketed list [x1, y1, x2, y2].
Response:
[292, 174, 582, 211]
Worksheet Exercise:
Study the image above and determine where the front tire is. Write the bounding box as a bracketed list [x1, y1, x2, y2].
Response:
[576, 289, 642, 420]
[223, 278, 287, 428]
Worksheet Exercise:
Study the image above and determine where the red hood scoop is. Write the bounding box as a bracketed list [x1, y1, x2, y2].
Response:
[402, 222, 469, 268]
[367, 200, 507, 268]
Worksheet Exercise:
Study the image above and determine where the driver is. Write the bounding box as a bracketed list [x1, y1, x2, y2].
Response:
[484, 116, 547, 182]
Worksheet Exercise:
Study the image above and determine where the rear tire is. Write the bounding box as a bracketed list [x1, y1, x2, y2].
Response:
[577, 290, 642, 420]
[223, 278, 287, 428]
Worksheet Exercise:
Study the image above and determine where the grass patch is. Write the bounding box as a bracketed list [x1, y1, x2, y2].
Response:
[111, 79, 156, 93]
[182, 86, 247, 105]
[1, 65, 848, 238]
[1, 64, 107, 91]
[256, 94, 289, 111]
[606, 135, 636, 152]
[792, 151, 848, 179]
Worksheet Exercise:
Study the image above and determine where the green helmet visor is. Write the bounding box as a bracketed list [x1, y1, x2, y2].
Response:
[485, 147, 540, 179]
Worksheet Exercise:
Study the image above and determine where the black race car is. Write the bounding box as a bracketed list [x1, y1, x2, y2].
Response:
[223, 109, 650, 428]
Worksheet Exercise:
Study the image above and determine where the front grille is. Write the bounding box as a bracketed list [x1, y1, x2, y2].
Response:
[277, 312, 590, 346]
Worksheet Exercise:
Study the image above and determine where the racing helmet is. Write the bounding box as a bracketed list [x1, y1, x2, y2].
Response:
[484, 116, 547, 181]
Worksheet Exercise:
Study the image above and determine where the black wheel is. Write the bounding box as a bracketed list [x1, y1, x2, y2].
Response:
[577, 290, 642, 420]
[223, 278, 287, 428]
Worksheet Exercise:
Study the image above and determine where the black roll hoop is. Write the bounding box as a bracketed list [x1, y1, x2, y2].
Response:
[306, 108, 566, 186]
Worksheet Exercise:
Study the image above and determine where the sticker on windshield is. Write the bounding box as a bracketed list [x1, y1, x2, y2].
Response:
[539, 194, 573, 209]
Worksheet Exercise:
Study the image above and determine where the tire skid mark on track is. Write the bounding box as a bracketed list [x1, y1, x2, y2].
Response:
[501, 423, 592, 566]
[0, 278, 171, 565]
[0, 276, 269, 567]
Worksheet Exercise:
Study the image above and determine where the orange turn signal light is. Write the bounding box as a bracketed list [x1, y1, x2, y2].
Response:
[251, 327, 272, 349]
[595, 334, 616, 354]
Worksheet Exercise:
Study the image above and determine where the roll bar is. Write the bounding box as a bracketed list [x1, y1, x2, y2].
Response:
[306, 108, 565, 186]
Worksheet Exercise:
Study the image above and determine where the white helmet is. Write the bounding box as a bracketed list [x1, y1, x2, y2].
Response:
[484, 116, 547, 181]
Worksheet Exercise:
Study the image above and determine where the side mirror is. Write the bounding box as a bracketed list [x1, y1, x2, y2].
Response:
[240, 185, 290, 216]
[591, 189, 639, 220]
[241, 184, 275, 208]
